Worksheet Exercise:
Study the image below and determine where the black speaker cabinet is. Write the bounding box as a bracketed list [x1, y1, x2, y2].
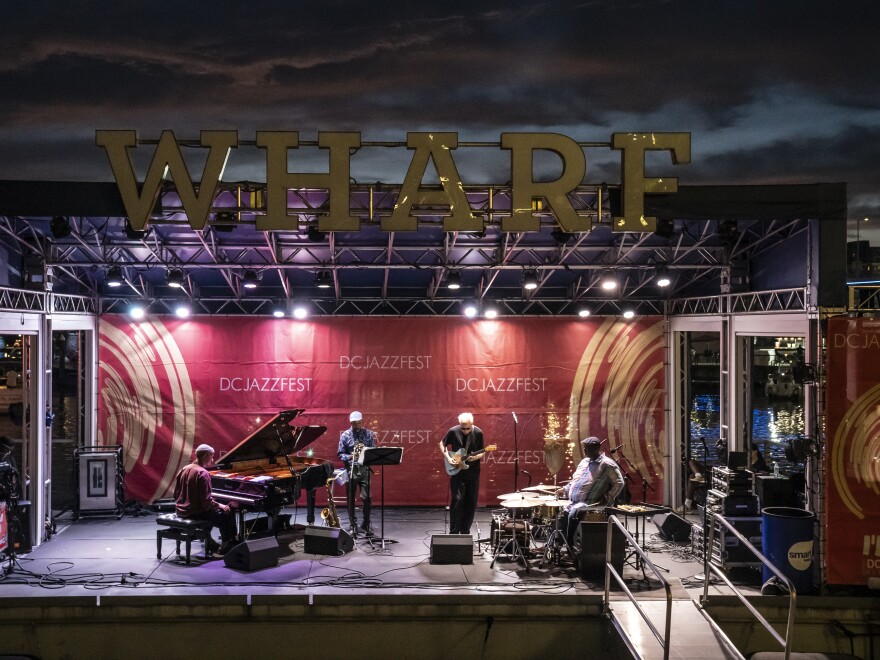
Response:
[303, 525, 354, 555]
[655, 512, 692, 543]
[430, 534, 473, 564]
[755, 475, 796, 508]
[574, 521, 625, 580]
[223, 536, 280, 571]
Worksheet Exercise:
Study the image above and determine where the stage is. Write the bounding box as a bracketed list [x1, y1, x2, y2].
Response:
[0, 506, 790, 660]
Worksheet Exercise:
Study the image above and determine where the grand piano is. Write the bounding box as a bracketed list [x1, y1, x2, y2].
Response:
[209, 409, 333, 536]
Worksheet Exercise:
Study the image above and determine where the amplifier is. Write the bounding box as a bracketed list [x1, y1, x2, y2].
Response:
[711, 466, 754, 496]
[709, 517, 762, 569]
[691, 524, 705, 561]
[706, 489, 760, 517]
[755, 475, 796, 508]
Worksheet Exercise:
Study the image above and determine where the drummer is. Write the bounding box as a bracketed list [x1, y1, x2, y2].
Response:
[561, 437, 625, 546]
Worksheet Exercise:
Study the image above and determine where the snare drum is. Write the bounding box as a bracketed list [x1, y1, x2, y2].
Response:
[535, 500, 568, 525]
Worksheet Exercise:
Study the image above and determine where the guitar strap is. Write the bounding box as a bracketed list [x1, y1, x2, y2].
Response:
[463, 428, 473, 455]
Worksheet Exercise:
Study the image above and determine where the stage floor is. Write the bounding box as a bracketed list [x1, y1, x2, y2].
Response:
[0, 506, 752, 600]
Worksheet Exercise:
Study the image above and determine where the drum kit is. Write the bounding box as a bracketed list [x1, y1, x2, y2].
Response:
[490, 483, 574, 570]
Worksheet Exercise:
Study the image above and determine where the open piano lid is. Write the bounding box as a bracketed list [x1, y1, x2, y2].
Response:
[216, 409, 327, 466]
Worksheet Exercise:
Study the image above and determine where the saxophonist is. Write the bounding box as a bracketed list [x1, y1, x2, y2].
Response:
[337, 410, 376, 538]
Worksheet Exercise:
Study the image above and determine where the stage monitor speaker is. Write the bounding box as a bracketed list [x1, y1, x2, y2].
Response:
[574, 521, 625, 580]
[430, 534, 473, 565]
[655, 512, 692, 543]
[223, 536, 279, 571]
[303, 525, 354, 555]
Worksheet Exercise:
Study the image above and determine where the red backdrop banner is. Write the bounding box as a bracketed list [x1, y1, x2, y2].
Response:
[98, 315, 667, 507]
[824, 317, 880, 585]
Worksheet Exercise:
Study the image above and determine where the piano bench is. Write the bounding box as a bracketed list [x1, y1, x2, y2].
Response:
[156, 513, 213, 564]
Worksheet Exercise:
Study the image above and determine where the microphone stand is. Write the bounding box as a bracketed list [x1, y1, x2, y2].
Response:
[512, 412, 519, 493]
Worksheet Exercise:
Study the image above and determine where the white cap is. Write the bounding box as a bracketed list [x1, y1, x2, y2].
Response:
[195, 443, 215, 454]
[349, 411, 363, 422]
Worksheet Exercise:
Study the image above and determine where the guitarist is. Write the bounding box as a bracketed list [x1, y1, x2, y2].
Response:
[439, 412, 485, 535]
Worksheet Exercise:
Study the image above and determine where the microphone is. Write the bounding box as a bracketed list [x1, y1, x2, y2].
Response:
[512, 412, 518, 423]
[521, 469, 532, 487]
[609, 444, 623, 454]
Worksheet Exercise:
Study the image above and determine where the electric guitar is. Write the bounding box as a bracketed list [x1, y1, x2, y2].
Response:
[444, 445, 497, 476]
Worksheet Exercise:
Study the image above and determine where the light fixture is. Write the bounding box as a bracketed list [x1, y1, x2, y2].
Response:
[523, 270, 539, 291]
[242, 270, 259, 289]
[292, 304, 309, 320]
[447, 271, 462, 290]
[655, 265, 671, 288]
[49, 216, 71, 239]
[167, 269, 184, 288]
[623, 309, 636, 319]
[124, 220, 148, 240]
[106, 265, 123, 288]
[654, 218, 675, 238]
[463, 303, 478, 318]
[307, 225, 327, 242]
[271, 301, 286, 318]
[578, 308, 591, 318]
[600, 270, 618, 290]
[129, 304, 146, 320]
[316, 270, 332, 289]
[484, 307, 498, 319]
[174, 303, 191, 318]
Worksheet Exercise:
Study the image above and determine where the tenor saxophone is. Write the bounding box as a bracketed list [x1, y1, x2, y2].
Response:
[320, 476, 341, 528]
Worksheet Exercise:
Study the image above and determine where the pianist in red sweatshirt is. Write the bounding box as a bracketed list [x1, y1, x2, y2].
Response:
[173, 443, 237, 554]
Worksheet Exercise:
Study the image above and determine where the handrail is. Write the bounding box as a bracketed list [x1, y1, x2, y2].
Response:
[702, 512, 797, 660]
[603, 514, 673, 660]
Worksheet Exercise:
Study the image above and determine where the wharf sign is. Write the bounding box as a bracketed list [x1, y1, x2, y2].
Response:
[96, 130, 690, 234]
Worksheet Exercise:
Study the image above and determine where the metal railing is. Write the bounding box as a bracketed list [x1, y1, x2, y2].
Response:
[702, 512, 797, 660]
[603, 514, 673, 660]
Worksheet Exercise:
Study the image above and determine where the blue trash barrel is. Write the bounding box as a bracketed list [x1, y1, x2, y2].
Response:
[761, 507, 815, 594]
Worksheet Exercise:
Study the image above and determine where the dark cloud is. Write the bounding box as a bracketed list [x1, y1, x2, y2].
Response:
[0, 0, 877, 223]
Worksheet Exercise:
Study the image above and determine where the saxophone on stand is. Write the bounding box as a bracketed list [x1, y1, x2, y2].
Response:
[320, 476, 341, 527]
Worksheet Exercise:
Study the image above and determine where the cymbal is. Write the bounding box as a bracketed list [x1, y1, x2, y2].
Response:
[503, 498, 544, 508]
[541, 499, 572, 508]
[523, 484, 562, 493]
[498, 492, 526, 500]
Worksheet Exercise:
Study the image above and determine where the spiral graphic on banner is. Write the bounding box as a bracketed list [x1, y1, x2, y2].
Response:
[98, 319, 196, 502]
[831, 382, 880, 519]
[569, 317, 666, 497]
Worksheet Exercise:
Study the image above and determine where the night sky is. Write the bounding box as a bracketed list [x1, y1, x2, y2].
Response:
[1, 1, 878, 224]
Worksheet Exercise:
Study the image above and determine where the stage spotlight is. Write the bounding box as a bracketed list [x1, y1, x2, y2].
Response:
[174, 303, 191, 318]
[316, 270, 333, 289]
[463, 303, 478, 318]
[654, 218, 675, 238]
[600, 270, 618, 290]
[446, 271, 462, 290]
[124, 220, 148, 240]
[523, 270, 539, 291]
[292, 304, 309, 320]
[307, 225, 327, 242]
[623, 309, 636, 319]
[271, 301, 286, 318]
[129, 304, 146, 320]
[49, 216, 71, 239]
[578, 308, 591, 318]
[551, 227, 574, 244]
[105, 266, 123, 288]
[242, 270, 259, 289]
[654, 266, 671, 288]
[167, 269, 184, 288]
[484, 307, 498, 319]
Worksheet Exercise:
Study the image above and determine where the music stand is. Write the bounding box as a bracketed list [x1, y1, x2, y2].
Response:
[360, 447, 403, 550]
